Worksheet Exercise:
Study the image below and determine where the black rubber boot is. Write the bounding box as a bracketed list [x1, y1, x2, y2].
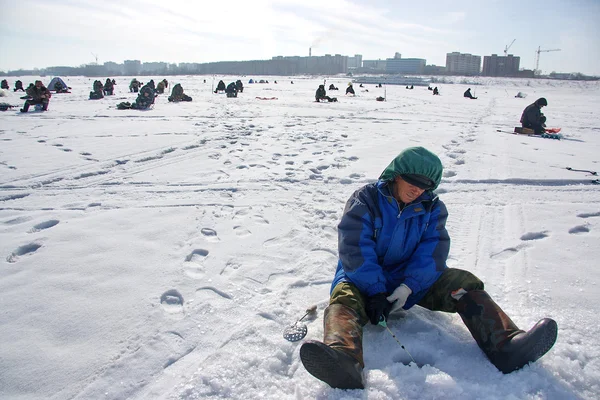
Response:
[457, 290, 557, 373]
[300, 304, 364, 389]
[300, 341, 364, 389]
[489, 318, 558, 373]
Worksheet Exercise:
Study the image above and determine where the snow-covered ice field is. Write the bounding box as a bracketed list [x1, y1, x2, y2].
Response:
[1, 75, 599, 399]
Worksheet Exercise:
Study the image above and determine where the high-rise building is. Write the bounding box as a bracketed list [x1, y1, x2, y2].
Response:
[482, 54, 520, 77]
[347, 54, 363, 69]
[123, 60, 141, 75]
[386, 55, 426, 74]
[104, 61, 123, 75]
[446, 52, 481, 75]
[362, 59, 387, 71]
[142, 62, 168, 73]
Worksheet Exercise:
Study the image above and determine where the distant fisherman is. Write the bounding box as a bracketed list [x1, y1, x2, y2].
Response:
[156, 79, 168, 94]
[315, 84, 337, 102]
[130, 78, 141, 93]
[214, 80, 226, 93]
[520, 98, 548, 134]
[104, 78, 114, 96]
[117, 84, 156, 110]
[226, 82, 238, 98]
[20, 80, 51, 112]
[463, 88, 477, 99]
[168, 84, 192, 102]
[89, 80, 104, 100]
[345, 83, 355, 96]
[235, 80, 244, 93]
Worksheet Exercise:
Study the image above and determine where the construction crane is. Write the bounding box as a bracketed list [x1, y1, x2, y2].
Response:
[535, 46, 561, 73]
[504, 39, 516, 56]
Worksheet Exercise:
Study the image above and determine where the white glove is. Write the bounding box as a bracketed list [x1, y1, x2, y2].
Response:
[386, 284, 412, 313]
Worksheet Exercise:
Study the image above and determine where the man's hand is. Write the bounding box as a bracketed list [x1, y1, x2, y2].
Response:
[366, 293, 391, 325]
[386, 284, 412, 313]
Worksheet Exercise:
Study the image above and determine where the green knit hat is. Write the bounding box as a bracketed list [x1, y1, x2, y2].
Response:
[378, 146, 443, 190]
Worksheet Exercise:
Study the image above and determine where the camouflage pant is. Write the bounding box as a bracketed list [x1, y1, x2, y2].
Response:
[329, 269, 525, 362]
[330, 268, 484, 326]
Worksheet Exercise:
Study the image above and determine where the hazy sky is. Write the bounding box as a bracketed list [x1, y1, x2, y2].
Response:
[1, 0, 599, 75]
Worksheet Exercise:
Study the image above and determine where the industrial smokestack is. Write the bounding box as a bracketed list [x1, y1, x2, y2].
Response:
[309, 47, 312, 57]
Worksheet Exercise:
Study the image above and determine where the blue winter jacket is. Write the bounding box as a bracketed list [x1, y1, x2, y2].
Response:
[331, 180, 450, 309]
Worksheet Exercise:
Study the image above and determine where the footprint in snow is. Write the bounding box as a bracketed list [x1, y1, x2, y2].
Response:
[234, 208, 250, 218]
[490, 247, 520, 260]
[183, 250, 207, 279]
[200, 228, 219, 243]
[577, 212, 600, 219]
[568, 225, 589, 234]
[28, 219, 59, 233]
[7, 242, 42, 263]
[520, 231, 548, 241]
[160, 289, 184, 316]
[3, 216, 32, 225]
[233, 226, 252, 237]
[185, 249, 209, 262]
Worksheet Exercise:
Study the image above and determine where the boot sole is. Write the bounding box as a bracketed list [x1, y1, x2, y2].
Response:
[521, 318, 558, 366]
[496, 318, 558, 373]
[300, 341, 364, 389]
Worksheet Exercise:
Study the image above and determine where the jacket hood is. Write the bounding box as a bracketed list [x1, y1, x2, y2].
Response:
[378, 146, 443, 190]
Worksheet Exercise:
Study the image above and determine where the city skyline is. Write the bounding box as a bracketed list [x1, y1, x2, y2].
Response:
[1, 0, 599, 75]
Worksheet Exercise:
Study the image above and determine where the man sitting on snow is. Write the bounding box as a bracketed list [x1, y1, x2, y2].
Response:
[235, 80, 244, 93]
[464, 88, 477, 99]
[129, 78, 141, 93]
[214, 80, 226, 93]
[315, 85, 337, 102]
[346, 83, 355, 96]
[225, 82, 238, 98]
[132, 85, 156, 109]
[156, 79, 168, 94]
[117, 84, 156, 110]
[89, 80, 104, 100]
[168, 84, 192, 102]
[53, 80, 69, 93]
[520, 97, 548, 134]
[20, 80, 51, 112]
[104, 78, 114, 96]
[300, 146, 558, 390]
